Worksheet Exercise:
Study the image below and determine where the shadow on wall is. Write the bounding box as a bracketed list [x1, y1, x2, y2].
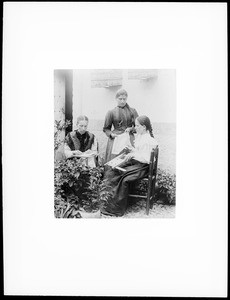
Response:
[88, 120, 176, 175]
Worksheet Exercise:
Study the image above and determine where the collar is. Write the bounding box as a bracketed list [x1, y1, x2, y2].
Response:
[117, 104, 127, 109]
[75, 130, 87, 138]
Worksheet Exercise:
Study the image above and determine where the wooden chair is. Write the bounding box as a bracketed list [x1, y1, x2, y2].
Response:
[128, 146, 159, 215]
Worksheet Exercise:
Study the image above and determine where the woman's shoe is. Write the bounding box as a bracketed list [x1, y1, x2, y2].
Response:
[100, 208, 124, 217]
[100, 208, 116, 217]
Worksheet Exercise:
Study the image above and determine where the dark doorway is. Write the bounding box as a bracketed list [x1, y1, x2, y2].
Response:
[64, 70, 73, 135]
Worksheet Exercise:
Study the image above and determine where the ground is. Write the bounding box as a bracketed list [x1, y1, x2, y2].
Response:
[79, 199, 175, 219]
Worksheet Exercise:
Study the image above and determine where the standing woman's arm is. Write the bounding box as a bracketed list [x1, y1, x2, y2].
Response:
[103, 110, 113, 138]
[133, 108, 139, 119]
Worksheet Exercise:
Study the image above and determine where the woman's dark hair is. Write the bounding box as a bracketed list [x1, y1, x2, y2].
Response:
[116, 89, 135, 126]
[136, 115, 154, 137]
[115, 89, 128, 99]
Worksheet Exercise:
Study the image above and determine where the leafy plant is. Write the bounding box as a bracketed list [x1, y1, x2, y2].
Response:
[54, 119, 71, 151]
[130, 168, 176, 205]
[54, 158, 111, 217]
[80, 167, 113, 212]
[155, 168, 176, 205]
[54, 195, 82, 218]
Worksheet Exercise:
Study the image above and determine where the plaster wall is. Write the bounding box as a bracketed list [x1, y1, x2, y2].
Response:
[72, 69, 176, 129]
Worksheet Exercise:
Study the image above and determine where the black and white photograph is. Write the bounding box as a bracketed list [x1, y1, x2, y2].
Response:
[3, 2, 227, 297]
[54, 69, 176, 218]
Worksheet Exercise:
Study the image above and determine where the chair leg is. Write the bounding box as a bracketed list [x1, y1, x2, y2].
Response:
[150, 196, 154, 209]
[146, 179, 155, 215]
[146, 194, 150, 215]
[152, 180, 156, 206]
[146, 182, 152, 215]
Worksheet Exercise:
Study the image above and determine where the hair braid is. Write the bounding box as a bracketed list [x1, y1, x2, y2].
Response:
[148, 122, 154, 138]
[136, 115, 154, 137]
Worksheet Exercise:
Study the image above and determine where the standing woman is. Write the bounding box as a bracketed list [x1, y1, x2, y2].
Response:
[103, 89, 138, 163]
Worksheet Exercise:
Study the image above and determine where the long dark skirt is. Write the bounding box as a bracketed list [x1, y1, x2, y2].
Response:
[102, 160, 149, 216]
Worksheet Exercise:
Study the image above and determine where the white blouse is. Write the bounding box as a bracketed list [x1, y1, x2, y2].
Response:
[133, 132, 158, 164]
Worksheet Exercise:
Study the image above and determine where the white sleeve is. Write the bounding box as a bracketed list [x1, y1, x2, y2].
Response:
[64, 143, 74, 159]
[90, 137, 98, 154]
[133, 138, 158, 163]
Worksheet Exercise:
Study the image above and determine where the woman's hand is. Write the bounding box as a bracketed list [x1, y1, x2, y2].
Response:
[125, 127, 132, 133]
[110, 133, 118, 139]
[85, 149, 93, 154]
[124, 153, 134, 161]
[73, 150, 82, 156]
[125, 145, 134, 151]
[123, 145, 134, 153]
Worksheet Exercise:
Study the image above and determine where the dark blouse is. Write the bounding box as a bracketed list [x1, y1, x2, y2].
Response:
[103, 104, 138, 137]
[65, 130, 95, 152]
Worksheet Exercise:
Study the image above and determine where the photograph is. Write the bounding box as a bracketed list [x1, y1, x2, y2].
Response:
[54, 69, 176, 218]
[3, 2, 227, 297]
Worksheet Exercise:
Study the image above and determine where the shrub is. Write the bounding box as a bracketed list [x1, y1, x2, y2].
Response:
[155, 168, 176, 205]
[130, 168, 176, 205]
[54, 119, 71, 151]
[54, 194, 82, 218]
[54, 158, 112, 217]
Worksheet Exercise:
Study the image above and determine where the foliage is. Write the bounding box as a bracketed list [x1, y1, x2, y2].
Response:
[54, 119, 71, 151]
[54, 158, 111, 217]
[54, 195, 82, 218]
[156, 168, 176, 205]
[81, 167, 113, 212]
[130, 168, 176, 205]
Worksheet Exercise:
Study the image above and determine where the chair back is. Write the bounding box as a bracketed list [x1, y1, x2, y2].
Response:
[145, 146, 159, 214]
[148, 146, 159, 178]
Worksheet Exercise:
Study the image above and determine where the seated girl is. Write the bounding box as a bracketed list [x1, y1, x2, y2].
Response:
[100, 115, 158, 217]
[64, 115, 98, 168]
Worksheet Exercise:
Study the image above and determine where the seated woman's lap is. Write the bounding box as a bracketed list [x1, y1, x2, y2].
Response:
[104, 160, 148, 184]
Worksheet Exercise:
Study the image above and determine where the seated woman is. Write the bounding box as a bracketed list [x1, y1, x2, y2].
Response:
[64, 115, 98, 168]
[101, 115, 158, 217]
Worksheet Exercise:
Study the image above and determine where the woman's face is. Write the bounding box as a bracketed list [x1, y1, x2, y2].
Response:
[135, 119, 146, 135]
[77, 120, 88, 134]
[117, 94, 127, 107]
